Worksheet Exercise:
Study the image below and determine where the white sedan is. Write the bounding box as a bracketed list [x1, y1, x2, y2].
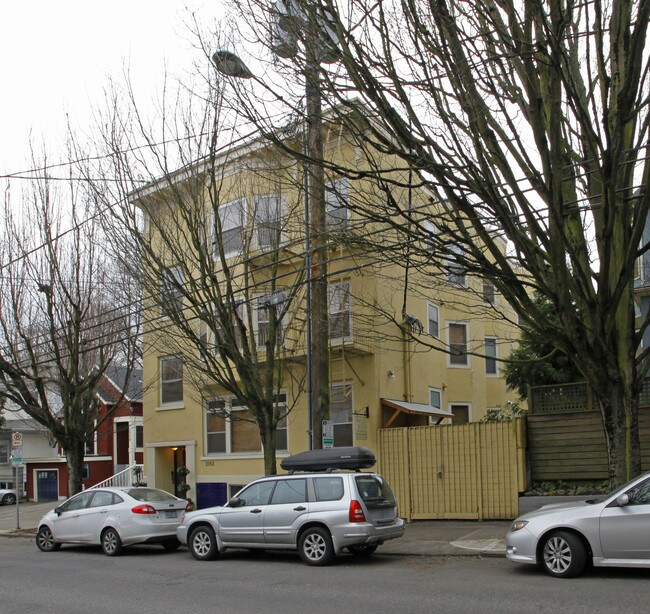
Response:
[36, 487, 189, 556]
[0, 488, 18, 505]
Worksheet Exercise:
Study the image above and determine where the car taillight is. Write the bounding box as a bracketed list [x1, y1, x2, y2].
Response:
[185, 502, 192, 512]
[131, 504, 156, 514]
[349, 499, 366, 523]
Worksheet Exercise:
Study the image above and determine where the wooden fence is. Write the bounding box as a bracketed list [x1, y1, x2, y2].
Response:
[527, 381, 650, 481]
[377, 419, 526, 521]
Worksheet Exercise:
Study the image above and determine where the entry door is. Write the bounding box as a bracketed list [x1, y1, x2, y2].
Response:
[36, 470, 59, 502]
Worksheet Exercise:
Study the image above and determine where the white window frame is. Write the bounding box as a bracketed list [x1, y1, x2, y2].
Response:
[159, 355, 184, 408]
[254, 193, 286, 249]
[483, 280, 496, 305]
[85, 420, 98, 455]
[329, 281, 352, 341]
[447, 321, 469, 367]
[423, 220, 436, 253]
[428, 387, 443, 425]
[214, 198, 246, 259]
[160, 266, 183, 318]
[427, 302, 440, 338]
[485, 336, 498, 376]
[204, 393, 288, 457]
[446, 244, 467, 287]
[330, 383, 353, 447]
[0, 443, 8, 464]
[325, 178, 350, 232]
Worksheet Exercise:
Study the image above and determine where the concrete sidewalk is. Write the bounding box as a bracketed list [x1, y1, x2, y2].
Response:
[0, 501, 509, 557]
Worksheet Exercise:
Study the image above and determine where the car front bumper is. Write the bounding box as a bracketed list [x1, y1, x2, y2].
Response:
[505, 528, 538, 565]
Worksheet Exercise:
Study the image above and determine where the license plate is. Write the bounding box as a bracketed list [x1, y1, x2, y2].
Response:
[164, 510, 178, 519]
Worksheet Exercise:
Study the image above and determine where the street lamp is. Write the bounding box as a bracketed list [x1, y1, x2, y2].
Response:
[212, 37, 330, 450]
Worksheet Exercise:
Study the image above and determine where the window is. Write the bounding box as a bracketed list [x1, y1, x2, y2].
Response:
[422, 220, 436, 253]
[446, 245, 466, 286]
[160, 356, 183, 405]
[325, 178, 349, 231]
[135, 426, 143, 449]
[254, 194, 284, 248]
[82, 463, 90, 480]
[90, 490, 121, 507]
[450, 403, 470, 424]
[485, 337, 498, 375]
[429, 388, 443, 424]
[160, 267, 183, 317]
[61, 491, 94, 512]
[206, 400, 227, 454]
[331, 383, 353, 447]
[85, 433, 96, 455]
[314, 477, 344, 501]
[329, 281, 351, 340]
[448, 323, 469, 366]
[483, 281, 496, 305]
[427, 302, 439, 338]
[625, 478, 650, 505]
[205, 393, 288, 455]
[256, 293, 286, 347]
[270, 479, 307, 505]
[231, 407, 261, 453]
[0, 443, 8, 464]
[235, 481, 274, 507]
[215, 198, 245, 258]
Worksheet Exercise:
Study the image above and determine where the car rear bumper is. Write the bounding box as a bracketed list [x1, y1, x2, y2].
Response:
[331, 518, 405, 551]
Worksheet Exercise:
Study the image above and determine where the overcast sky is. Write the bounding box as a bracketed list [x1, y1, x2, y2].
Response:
[0, 1, 225, 176]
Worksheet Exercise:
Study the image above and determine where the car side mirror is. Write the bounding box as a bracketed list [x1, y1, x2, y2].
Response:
[228, 497, 242, 508]
[616, 493, 630, 507]
[54, 506, 63, 516]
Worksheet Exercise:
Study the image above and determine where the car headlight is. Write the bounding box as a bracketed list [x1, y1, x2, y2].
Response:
[511, 520, 528, 532]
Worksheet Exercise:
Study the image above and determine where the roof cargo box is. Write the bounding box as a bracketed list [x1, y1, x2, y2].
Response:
[280, 447, 376, 472]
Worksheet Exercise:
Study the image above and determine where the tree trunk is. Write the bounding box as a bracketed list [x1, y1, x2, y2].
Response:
[66, 440, 86, 496]
[593, 380, 641, 488]
[260, 424, 277, 476]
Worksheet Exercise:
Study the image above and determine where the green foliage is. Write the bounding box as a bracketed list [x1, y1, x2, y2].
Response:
[481, 401, 527, 422]
[504, 295, 583, 399]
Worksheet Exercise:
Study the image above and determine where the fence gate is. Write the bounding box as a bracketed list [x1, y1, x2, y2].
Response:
[378, 419, 526, 520]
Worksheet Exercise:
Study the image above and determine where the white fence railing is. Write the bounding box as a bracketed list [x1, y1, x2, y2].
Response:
[88, 464, 144, 490]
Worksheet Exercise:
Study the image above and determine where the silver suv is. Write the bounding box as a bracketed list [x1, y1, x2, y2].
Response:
[176, 448, 405, 565]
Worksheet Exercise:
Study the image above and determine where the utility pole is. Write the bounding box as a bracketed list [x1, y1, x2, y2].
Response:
[304, 49, 329, 450]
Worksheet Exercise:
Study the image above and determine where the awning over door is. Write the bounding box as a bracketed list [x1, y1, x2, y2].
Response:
[380, 398, 454, 428]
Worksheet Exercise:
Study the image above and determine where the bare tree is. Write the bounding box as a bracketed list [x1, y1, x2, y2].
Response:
[84, 61, 309, 475]
[226, 0, 649, 486]
[0, 156, 140, 495]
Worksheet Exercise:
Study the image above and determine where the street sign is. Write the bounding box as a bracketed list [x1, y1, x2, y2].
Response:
[11, 432, 23, 447]
[322, 420, 334, 449]
[11, 456, 23, 466]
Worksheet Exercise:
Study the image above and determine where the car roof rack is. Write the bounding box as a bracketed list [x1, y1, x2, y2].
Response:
[280, 447, 376, 473]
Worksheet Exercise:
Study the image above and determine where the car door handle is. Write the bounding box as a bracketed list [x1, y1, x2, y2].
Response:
[293, 506, 306, 511]
[250, 508, 262, 514]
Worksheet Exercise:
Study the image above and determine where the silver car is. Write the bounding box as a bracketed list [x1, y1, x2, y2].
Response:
[506, 471, 650, 577]
[36, 487, 189, 556]
[177, 471, 405, 566]
[0, 488, 18, 505]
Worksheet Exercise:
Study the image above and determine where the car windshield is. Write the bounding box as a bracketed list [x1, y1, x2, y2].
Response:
[355, 475, 396, 508]
[127, 488, 176, 502]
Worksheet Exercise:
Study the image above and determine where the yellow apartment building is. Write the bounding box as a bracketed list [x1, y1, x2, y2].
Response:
[136, 118, 521, 508]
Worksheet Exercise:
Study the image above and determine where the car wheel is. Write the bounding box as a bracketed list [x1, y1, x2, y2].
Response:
[162, 538, 181, 551]
[2, 493, 16, 505]
[347, 543, 378, 557]
[101, 528, 124, 557]
[36, 526, 61, 552]
[189, 525, 219, 561]
[541, 531, 587, 578]
[298, 527, 335, 566]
